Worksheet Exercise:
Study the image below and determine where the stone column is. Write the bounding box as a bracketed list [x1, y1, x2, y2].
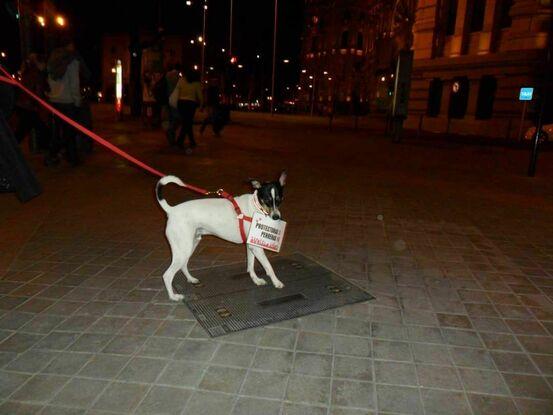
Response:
[450, 0, 470, 56]
[478, 0, 500, 54]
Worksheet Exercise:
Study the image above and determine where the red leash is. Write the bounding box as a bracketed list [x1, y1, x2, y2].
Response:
[0, 67, 252, 242]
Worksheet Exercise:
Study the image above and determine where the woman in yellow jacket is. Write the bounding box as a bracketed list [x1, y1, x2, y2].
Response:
[174, 69, 203, 150]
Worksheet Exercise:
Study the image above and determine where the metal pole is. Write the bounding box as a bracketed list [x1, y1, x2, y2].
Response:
[229, 0, 233, 56]
[270, 0, 278, 115]
[200, 1, 207, 84]
[310, 75, 315, 116]
[517, 101, 527, 141]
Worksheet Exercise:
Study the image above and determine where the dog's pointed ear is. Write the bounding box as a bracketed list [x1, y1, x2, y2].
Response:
[278, 170, 287, 186]
[249, 179, 261, 189]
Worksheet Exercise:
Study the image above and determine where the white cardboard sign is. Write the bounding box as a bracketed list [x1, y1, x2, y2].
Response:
[247, 212, 287, 252]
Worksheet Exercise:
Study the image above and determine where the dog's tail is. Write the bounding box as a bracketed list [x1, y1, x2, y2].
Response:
[156, 175, 185, 214]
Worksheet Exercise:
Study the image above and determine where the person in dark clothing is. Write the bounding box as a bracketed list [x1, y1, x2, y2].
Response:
[14, 54, 50, 152]
[200, 84, 229, 137]
[0, 82, 42, 202]
[173, 69, 203, 151]
[46, 39, 82, 166]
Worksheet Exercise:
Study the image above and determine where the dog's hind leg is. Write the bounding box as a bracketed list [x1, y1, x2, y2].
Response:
[247, 246, 267, 286]
[180, 231, 200, 284]
[250, 246, 284, 289]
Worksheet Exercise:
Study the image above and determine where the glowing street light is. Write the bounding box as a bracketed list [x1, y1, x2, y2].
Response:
[301, 69, 306, 74]
[282, 59, 289, 63]
[323, 71, 328, 75]
[37, 15, 46, 27]
[193, 64, 199, 70]
[186, 0, 192, 5]
[221, 48, 226, 53]
[256, 54, 260, 59]
[55, 15, 66, 27]
[197, 35, 203, 43]
[190, 39, 195, 44]
[115, 59, 123, 118]
[380, 75, 386, 82]
[308, 75, 313, 80]
[237, 64, 243, 69]
[0, 52, 6, 58]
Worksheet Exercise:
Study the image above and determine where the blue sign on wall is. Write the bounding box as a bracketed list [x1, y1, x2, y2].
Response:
[519, 87, 534, 101]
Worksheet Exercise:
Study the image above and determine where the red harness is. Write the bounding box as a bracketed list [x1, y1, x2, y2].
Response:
[178, 184, 252, 243]
[217, 190, 252, 243]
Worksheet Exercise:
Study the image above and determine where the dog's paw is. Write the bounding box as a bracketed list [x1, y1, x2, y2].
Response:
[273, 280, 284, 289]
[253, 277, 267, 286]
[169, 293, 184, 302]
[188, 277, 200, 284]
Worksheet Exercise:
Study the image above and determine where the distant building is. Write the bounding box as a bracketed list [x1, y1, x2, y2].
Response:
[299, 0, 378, 113]
[299, 0, 414, 114]
[406, 0, 552, 137]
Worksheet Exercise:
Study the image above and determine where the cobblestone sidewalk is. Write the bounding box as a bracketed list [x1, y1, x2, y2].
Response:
[0, 107, 552, 414]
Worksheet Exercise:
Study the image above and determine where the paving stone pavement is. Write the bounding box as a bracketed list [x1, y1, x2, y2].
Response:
[0, 107, 553, 414]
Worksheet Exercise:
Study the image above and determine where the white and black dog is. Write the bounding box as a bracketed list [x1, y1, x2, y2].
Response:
[156, 172, 286, 301]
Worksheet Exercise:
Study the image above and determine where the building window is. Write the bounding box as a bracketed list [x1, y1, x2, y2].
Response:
[499, 0, 513, 28]
[341, 31, 349, 48]
[446, 0, 458, 35]
[448, 76, 469, 119]
[356, 33, 363, 49]
[427, 78, 443, 117]
[475, 75, 496, 119]
[470, 0, 486, 32]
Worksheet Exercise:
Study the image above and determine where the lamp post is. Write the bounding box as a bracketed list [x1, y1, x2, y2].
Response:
[270, 0, 278, 115]
[201, 1, 207, 84]
[229, 0, 233, 57]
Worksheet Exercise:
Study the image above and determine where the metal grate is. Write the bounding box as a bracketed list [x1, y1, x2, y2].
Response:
[173, 253, 374, 337]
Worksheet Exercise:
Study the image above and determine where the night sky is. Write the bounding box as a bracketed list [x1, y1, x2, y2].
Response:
[1, 0, 304, 91]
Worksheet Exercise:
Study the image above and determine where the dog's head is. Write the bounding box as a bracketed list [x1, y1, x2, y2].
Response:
[250, 171, 286, 220]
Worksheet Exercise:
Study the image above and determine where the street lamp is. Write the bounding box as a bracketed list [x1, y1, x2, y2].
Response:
[201, 0, 207, 84]
[55, 15, 66, 27]
[0, 52, 6, 58]
[37, 15, 46, 27]
[270, 0, 278, 115]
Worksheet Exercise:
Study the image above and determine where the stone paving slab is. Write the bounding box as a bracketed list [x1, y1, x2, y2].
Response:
[0, 107, 553, 414]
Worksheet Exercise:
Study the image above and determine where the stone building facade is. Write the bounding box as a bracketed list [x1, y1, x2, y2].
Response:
[406, 0, 553, 137]
[299, 0, 384, 113]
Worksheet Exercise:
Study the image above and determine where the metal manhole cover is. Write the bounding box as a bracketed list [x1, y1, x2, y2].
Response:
[173, 252, 374, 337]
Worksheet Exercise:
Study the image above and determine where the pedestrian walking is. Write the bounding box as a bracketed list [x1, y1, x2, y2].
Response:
[164, 64, 182, 145]
[200, 84, 229, 137]
[142, 72, 156, 128]
[170, 68, 203, 152]
[46, 37, 83, 166]
[14, 53, 50, 153]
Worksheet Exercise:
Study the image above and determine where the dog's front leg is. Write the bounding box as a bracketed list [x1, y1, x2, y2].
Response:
[247, 247, 267, 286]
[250, 246, 284, 289]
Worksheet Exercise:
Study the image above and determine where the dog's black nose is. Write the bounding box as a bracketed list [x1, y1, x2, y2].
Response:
[272, 214, 280, 220]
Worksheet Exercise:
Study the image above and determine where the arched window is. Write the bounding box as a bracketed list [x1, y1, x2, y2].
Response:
[356, 33, 363, 49]
[475, 75, 497, 119]
[341, 31, 349, 48]
[427, 78, 443, 117]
